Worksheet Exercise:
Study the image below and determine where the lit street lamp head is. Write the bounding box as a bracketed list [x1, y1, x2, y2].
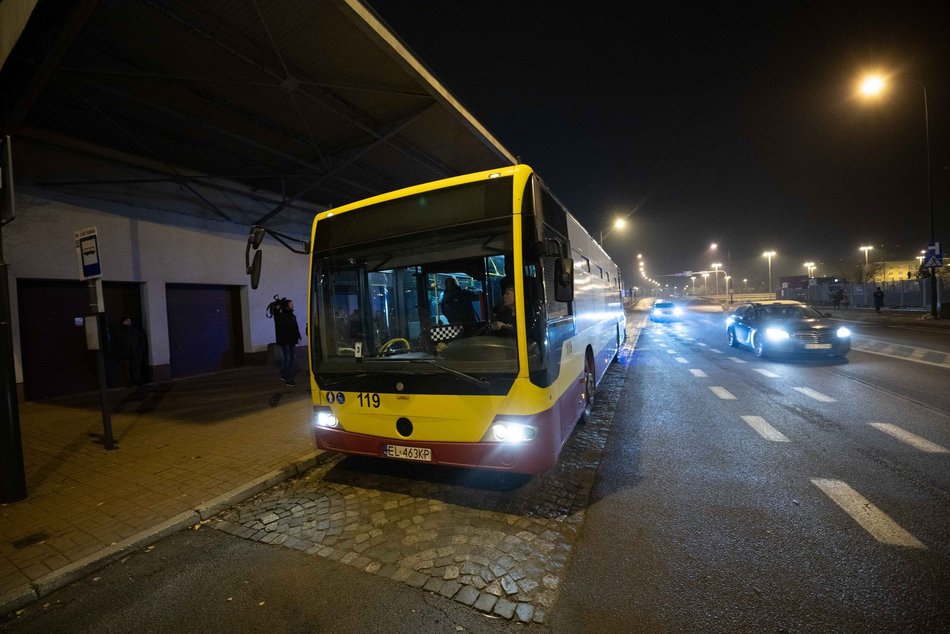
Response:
[859, 73, 886, 97]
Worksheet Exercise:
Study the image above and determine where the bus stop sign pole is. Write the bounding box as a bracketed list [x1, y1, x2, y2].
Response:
[1, 135, 27, 502]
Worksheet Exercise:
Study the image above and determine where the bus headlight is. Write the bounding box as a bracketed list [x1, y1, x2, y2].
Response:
[314, 408, 339, 428]
[836, 326, 852, 338]
[765, 327, 790, 341]
[490, 421, 537, 443]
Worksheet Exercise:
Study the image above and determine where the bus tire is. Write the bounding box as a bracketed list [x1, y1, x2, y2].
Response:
[579, 352, 595, 425]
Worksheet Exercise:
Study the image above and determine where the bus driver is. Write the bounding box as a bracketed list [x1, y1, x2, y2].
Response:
[489, 277, 516, 336]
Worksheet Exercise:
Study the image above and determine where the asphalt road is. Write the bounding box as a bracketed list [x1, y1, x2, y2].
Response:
[551, 309, 950, 631]
[3, 309, 948, 632]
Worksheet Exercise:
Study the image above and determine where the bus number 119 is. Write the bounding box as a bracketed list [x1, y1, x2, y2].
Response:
[358, 392, 380, 408]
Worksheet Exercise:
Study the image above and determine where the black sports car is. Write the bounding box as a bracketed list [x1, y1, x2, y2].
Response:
[726, 301, 851, 358]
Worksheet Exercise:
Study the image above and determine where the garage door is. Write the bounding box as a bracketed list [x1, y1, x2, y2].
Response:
[165, 284, 243, 378]
[17, 280, 143, 400]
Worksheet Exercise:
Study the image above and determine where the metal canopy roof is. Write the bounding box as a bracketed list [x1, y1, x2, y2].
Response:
[0, 0, 515, 234]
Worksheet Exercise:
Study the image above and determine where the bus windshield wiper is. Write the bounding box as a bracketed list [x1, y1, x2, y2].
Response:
[407, 359, 490, 389]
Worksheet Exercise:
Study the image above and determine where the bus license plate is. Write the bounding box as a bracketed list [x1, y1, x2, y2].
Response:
[805, 343, 832, 349]
[384, 445, 432, 462]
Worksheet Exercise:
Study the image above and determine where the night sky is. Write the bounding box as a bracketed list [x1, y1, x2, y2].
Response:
[367, 1, 949, 291]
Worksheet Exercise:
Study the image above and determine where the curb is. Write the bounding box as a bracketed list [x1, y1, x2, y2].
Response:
[1, 450, 333, 619]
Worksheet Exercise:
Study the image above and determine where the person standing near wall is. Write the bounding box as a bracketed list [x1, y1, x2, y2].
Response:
[111, 317, 147, 386]
[273, 298, 301, 385]
[873, 287, 885, 313]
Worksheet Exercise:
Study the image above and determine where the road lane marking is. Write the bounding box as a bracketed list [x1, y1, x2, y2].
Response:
[754, 369, 780, 378]
[870, 423, 949, 453]
[697, 342, 708, 347]
[740, 415, 789, 442]
[728, 356, 747, 364]
[850, 337, 950, 369]
[666, 349, 677, 354]
[689, 369, 708, 377]
[810, 478, 926, 549]
[794, 387, 836, 402]
[709, 386, 736, 400]
[675, 357, 688, 363]
[709, 349, 724, 354]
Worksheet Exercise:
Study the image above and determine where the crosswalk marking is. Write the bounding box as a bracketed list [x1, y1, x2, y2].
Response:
[794, 387, 836, 402]
[870, 423, 949, 453]
[740, 415, 789, 442]
[810, 478, 926, 549]
[689, 369, 708, 377]
[850, 338, 950, 369]
[709, 386, 736, 400]
[675, 357, 688, 363]
[728, 356, 747, 364]
[754, 369, 780, 378]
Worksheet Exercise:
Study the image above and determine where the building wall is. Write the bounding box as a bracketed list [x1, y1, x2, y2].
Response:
[4, 194, 310, 384]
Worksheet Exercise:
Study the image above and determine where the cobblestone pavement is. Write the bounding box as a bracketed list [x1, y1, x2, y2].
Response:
[214, 346, 633, 624]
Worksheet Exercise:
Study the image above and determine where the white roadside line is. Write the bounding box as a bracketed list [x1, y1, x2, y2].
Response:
[810, 478, 926, 549]
[740, 415, 789, 442]
[794, 387, 836, 402]
[689, 369, 708, 377]
[709, 386, 736, 400]
[675, 357, 688, 363]
[870, 423, 949, 453]
[850, 340, 950, 370]
[728, 356, 747, 364]
[754, 369, 780, 378]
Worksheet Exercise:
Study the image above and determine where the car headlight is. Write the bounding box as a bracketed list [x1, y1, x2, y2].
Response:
[314, 407, 339, 428]
[725, 316, 735, 326]
[836, 326, 852, 338]
[490, 421, 537, 443]
[672, 307, 683, 316]
[765, 327, 790, 341]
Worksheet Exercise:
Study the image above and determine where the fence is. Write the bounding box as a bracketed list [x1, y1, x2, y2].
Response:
[785, 278, 947, 310]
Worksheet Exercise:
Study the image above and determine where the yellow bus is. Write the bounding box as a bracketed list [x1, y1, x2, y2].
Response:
[308, 165, 625, 473]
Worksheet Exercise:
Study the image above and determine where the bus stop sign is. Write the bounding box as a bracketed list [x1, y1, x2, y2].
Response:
[75, 227, 102, 279]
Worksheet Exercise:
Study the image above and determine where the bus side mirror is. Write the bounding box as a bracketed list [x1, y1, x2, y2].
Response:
[555, 257, 574, 302]
[245, 225, 265, 289]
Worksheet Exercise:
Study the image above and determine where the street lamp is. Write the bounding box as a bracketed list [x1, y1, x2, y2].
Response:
[762, 251, 776, 294]
[690, 276, 696, 294]
[857, 72, 937, 317]
[804, 261, 816, 278]
[724, 275, 731, 296]
[743, 278, 748, 292]
[600, 217, 627, 245]
[859, 245, 873, 266]
[711, 262, 721, 295]
[701, 273, 709, 295]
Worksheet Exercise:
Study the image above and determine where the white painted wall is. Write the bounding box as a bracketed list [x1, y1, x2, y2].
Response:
[4, 194, 311, 382]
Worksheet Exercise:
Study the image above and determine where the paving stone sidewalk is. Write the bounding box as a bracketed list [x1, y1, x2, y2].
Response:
[1, 366, 317, 616]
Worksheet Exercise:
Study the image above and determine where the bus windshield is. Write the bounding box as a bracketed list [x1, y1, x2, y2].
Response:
[311, 218, 518, 376]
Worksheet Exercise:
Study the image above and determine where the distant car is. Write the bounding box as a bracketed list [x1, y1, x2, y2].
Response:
[650, 301, 682, 322]
[726, 300, 851, 358]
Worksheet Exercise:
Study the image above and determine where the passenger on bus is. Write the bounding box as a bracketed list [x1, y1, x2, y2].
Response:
[489, 277, 516, 336]
[441, 277, 480, 324]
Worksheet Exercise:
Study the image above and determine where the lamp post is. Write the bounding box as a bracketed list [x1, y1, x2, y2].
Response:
[711, 263, 721, 295]
[804, 261, 816, 278]
[762, 251, 776, 295]
[701, 273, 709, 295]
[724, 275, 731, 296]
[600, 217, 627, 245]
[858, 73, 937, 317]
[711, 242, 733, 301]
[743, 278, 748, 292]
[690, 276, 696, 294]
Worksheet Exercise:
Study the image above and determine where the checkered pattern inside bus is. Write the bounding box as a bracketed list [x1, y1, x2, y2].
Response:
[429, 324, 464, 342]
